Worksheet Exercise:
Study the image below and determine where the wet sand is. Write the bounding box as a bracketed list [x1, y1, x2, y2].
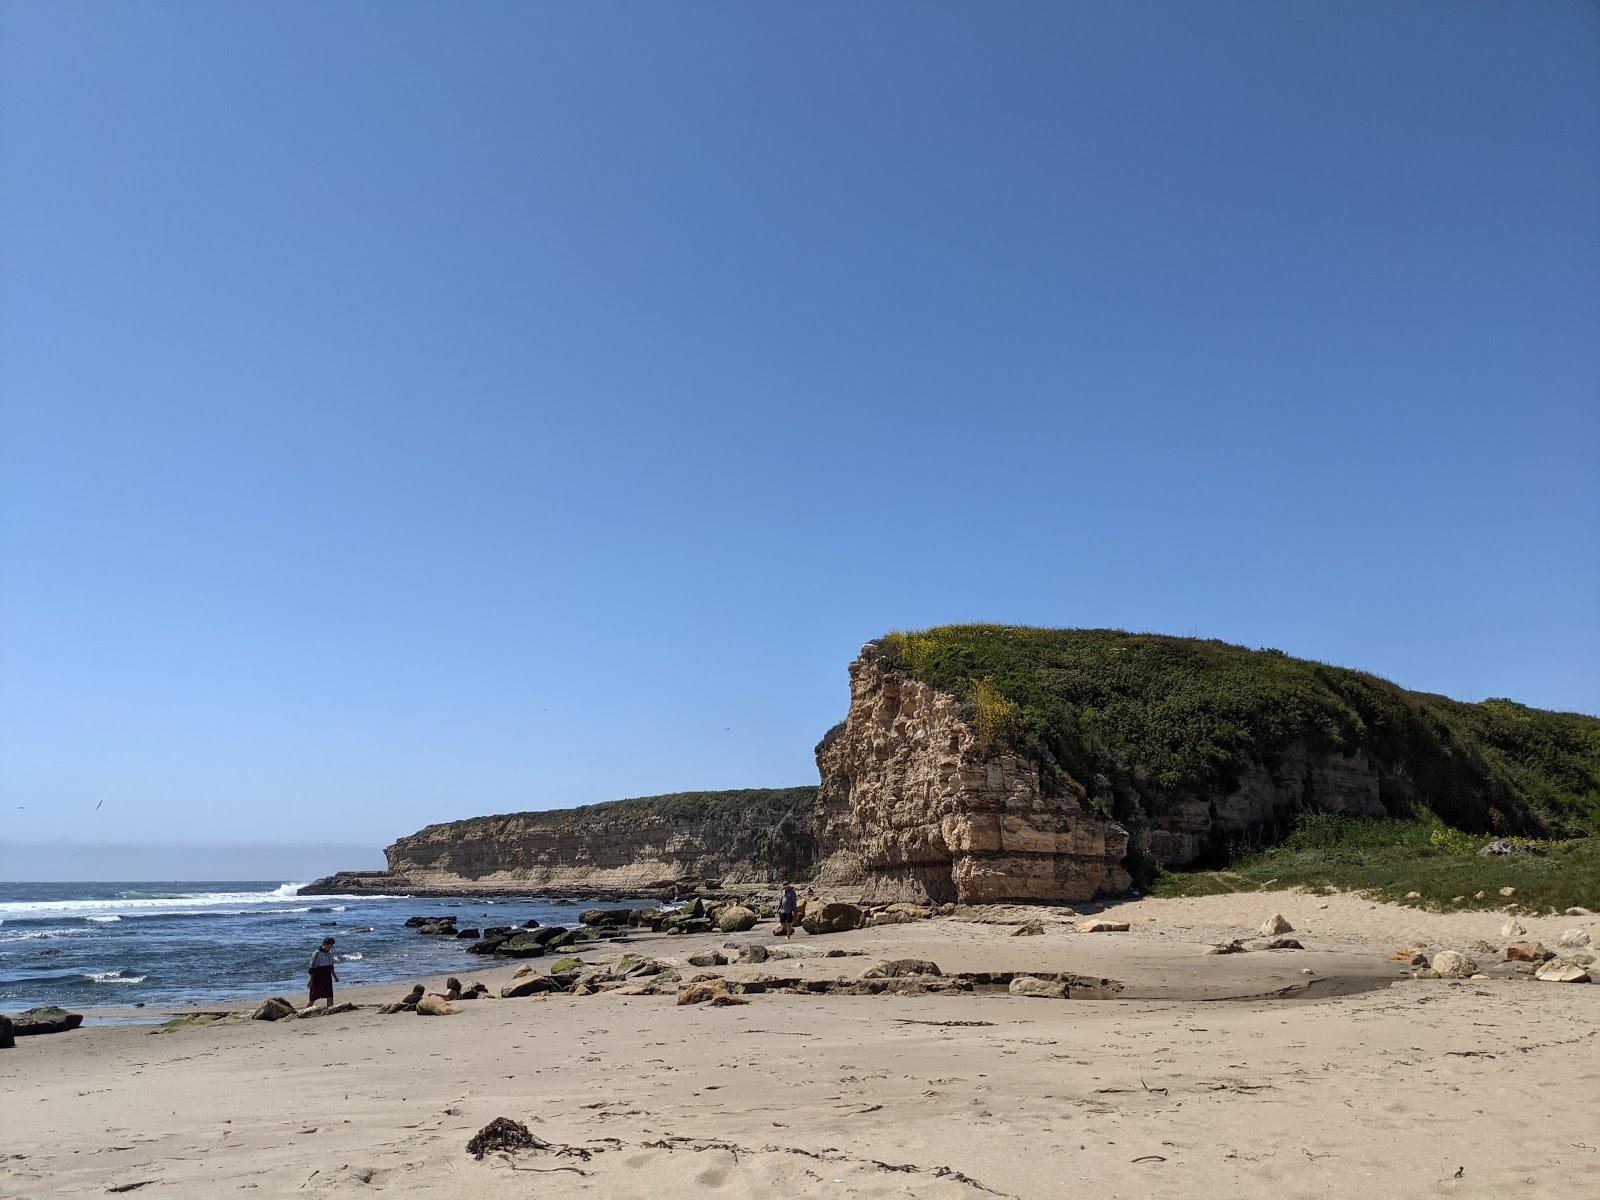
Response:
[4, 891, 1598, 1198]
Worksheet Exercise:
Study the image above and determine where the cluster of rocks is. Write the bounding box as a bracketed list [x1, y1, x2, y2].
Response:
[1394, 925, 1594, 984]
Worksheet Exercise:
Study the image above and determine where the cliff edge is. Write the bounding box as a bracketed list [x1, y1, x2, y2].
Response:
[811, 627, 1600, 904]
[301, 787, 816, 897]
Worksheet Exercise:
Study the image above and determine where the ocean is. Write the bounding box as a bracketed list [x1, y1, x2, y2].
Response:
[0, 880, 630, 1018]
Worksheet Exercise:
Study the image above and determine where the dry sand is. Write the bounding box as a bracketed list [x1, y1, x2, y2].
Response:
[4, 891, 1599, 1199]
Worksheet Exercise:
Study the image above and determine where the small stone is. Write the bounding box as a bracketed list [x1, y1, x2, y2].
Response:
[1412, 968, 1441, 980]
[1451, 896, 1465, 904]
[1498, 887, 1516, 897]
[1473, 891, 1486, 901]
[1009, 976, 1070, 999]
[1209, 940, 1247, 955]
[1470, 939, 1497, 955]
[687, 951, 729, 968]
[1556, 930, 1591, 950]
[1501, 919, 1526, 938]
[1565, 907, 1593, 917]
[1074, 919, 1129, 934]
[1260, 914, 1294, 936]
[1470, 973, 1490, 980]
[1011, 923, 1045, 937]
[1404, 891, 1421, 900]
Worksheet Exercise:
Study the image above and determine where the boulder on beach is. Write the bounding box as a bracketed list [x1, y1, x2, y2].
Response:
[0, 1015, 13, 1049]
[1534, 958, 1592, 984]
[687, 950, 729, 968]
[9, 1006, 84, 1036]
[455, 928, 481, 940]
[500, 976, 560, 998]
[737, 943, 770, 964]
[405, 915, 456, 928]
[1557, 930, 1592, 950]
[1430, 951, 1478, 978]
[250, 997, 299, 1022]
[859, 959, 942, 979]
[801, 901, 862, 935]
[675, 979, 732, 1011]
[717, 906, 758, 933]
[1501, 919, 1527, 938]
[1261, 914, 1294, 936]
[1505, 942, 1553, 963]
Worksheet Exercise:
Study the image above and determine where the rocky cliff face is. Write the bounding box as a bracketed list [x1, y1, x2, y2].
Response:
[813, 645, 1132, 904]
[1140, 742, 1386, 864]
[813, 644, 1393, 904]
[301, 789, 815, 897]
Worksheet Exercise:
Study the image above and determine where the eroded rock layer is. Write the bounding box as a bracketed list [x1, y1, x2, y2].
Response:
[301, 789, 815, 897]
[813, 646, 1132, 904]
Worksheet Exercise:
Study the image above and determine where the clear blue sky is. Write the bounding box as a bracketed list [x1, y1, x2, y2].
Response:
[2, 3, 1596, 872]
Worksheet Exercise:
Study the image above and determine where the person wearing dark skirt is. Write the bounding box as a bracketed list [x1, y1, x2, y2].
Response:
[307, 937, 339, 1008]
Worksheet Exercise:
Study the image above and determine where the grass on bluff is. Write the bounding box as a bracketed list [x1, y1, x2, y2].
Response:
[874, 625, 1600, 841]
[1150, 814, 1600, 914]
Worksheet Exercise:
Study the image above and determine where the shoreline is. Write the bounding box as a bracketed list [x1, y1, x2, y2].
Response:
[6, 890, 1597, 1198]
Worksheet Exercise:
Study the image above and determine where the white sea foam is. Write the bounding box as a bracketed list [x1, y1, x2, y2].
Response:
[86, 915, 122, 923]
[84, 970, 148, 984]
[338, 952, 363, 961]
[0, 884, 401, 923]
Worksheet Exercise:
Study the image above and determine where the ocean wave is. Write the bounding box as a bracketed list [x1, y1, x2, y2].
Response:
[0, 884, 412, 928]
[337, 952, 363, 961]
[0, 882, 356, 922]
[85, 970, 148, 984]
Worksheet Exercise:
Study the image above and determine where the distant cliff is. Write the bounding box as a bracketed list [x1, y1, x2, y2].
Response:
[812, 627, 1600, 905]
[301, 788, 816, 897]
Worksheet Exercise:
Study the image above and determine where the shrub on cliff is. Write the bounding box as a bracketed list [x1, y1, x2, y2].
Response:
[875, 625, 1600, 841]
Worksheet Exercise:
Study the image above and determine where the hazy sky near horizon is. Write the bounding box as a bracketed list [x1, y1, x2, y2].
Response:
[3, 3, 1597, 867]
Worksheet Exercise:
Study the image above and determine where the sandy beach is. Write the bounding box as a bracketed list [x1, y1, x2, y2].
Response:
[4, 891, 1598, 1200]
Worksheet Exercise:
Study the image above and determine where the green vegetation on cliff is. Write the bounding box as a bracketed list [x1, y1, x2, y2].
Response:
[451, 787, 817, 831]
[875, 626, 1600, 842]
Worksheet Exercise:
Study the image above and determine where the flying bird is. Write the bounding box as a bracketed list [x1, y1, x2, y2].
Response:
[96, 799, 104, 811]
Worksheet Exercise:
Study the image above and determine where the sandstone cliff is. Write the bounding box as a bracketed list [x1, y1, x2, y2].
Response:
[812, 629, 1600, 904]
[301, 788, 815, 897]
[813, 644, 1131, 905]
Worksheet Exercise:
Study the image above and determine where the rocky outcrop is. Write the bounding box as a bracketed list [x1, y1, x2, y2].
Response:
[1140, 742, 1385, 865]
[302, 788, 815, 897]
[813, 646, 1132, 904]
[812, 641, 1427, 904]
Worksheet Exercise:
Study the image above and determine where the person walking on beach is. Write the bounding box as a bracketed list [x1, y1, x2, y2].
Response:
[307, 937, 339, 1008]
[777, 882, 799, 937]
